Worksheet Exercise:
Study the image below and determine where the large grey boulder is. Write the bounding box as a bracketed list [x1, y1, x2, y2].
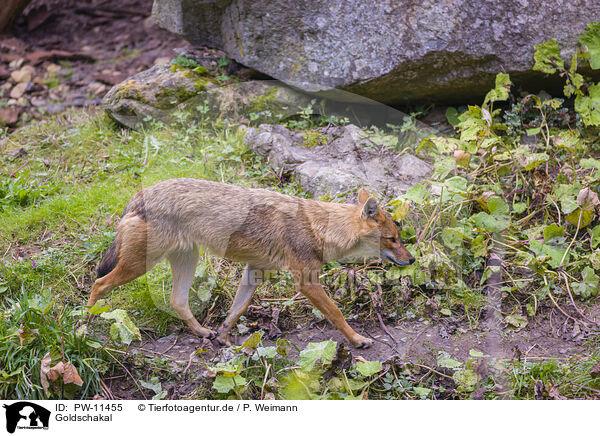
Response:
[245, 123, 432, 199]
[152, 0, 600, 104]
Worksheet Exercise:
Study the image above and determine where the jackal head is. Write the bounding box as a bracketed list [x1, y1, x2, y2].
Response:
[356, 188, 415, 266]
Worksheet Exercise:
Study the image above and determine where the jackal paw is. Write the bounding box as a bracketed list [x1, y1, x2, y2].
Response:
[215, 333, 232, 347]
[351, 336, 373, 349]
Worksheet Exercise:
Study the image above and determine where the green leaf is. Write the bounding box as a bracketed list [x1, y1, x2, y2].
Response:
[445, 107, 460, 126]
[483, 73, 511, 107]
[572, 266, 599, 299]
[88, 300, 110, 315]
[579, 22, 600, 69]
[469, 349, 488, 358]
[453, 368, 479, 391]
[413, 387, 432, 398]
[487, 196, 509, 216]
[239, 331, 263, 350]
[100, 309, 141, 345]
[470, 235, 488, 258]
[354, 360, 382, 376]
[533, 39, 564, 74]
[213, 375, 246, 394]
[140, 377, 167, 400]
[529, 239, 569, 269]
[575, 83, 600, 126]
[565, 207, 595, 228]
[458, 106, 487, 143]
[472, 212, 510, 233]
[298, 340, 337, 370]
[441, 227, 465, 250]
[437, 351, 462, 369]
[505, 313, 528, 330]
[591, 225, 600, 248]
[256, 346, 277, 358]
[543, 224, 565, 242]
[401, 184, 428, 205]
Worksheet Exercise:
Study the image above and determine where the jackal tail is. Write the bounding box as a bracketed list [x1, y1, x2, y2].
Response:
[97, 237, 119, 278]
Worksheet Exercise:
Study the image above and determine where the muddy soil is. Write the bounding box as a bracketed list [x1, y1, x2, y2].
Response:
[103, 301, 599, 399]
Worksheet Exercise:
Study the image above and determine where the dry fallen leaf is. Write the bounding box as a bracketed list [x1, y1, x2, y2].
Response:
[40, 352, 84, 396]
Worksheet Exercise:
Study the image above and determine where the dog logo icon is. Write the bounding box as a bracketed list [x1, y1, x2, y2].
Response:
[3, 402, 51, 433]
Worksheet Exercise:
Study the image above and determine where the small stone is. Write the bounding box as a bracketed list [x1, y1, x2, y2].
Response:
[8, 58, 24, 70]
[154, 57, 171, 66]
[10, 82, 28, 99]
[10, 65, 34, 83]
[46, 63, 61, 74]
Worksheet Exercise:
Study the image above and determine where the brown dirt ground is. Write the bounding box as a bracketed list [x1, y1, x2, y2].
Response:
[101, 300, 600, 399]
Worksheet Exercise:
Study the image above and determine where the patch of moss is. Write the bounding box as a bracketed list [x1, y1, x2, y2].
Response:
[154, 86, 197, 109]
[249, 86, 279, 113]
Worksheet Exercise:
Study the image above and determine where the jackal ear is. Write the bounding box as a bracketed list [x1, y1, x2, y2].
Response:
[357, 188, 370, 204]
[361, 197, 379, 219]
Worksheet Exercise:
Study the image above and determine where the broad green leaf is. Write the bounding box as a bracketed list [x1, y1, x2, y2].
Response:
[432, 156, 456, 180]
[565, 207, 595, 228]
[298, 340, 337, 370]
[469, 349, 488, 358]
[487, 196, 509, 216]
[591, 225, 600, 248]
[543, 224, 565, 242]
[483, 73, 511, 107]
[140, 377, 167, 400]
[470, 235, 488, 258]
[213, 375, 246, 394]
[453, 368, 479, 391]
[445, 107, 460, 126]
[533, 39, 564, 73]
[256, 346, 277, 358]
[579, 22, 600, 69]
[413, 387, 431, 398]
[529, 239, 569, 268]
[575, 83, 600, 126]
[441, 227, 465, 250]
[401, 184, 427, 205]
[101, 309, 141, 345]
[354, 360, 382, 377]
[239, 331, 263, 349]
[437, 351, 462, 369]
[472, 212, 510, 233]
[89, 300, 110, 315]
[572, 266, 599, 299]
[505, 313, 528, 329]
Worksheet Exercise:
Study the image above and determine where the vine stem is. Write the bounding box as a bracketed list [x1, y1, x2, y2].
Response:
[559, 270, 596, 325]
[559, 207, 582, 268]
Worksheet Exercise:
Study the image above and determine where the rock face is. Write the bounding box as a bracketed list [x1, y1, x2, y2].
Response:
[244, 124, 432, 199]
[103, 63, 312, 128]
[152, 0, 600, 104]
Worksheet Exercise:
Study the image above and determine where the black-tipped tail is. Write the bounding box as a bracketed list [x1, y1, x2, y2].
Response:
[97, 238, 119, 278]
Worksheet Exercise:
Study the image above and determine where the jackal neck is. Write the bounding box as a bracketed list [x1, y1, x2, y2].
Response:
[304, 201, 363, 263]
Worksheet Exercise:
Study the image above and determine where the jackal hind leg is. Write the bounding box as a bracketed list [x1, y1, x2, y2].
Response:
[168, 248, 216, 339]
[216, 265, 261, 346]
[296, 280, 373, 349]
[87, 219, 158, 312]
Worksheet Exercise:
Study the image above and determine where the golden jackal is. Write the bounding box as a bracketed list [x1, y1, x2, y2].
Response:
[87, 178, 414, 348]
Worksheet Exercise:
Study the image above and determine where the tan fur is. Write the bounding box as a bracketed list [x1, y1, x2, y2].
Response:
[87, 178, 415, 348]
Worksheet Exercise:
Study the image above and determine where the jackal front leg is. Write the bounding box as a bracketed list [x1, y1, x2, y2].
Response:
[216, 265, 261, 346]
[298, 282, 373, 348]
